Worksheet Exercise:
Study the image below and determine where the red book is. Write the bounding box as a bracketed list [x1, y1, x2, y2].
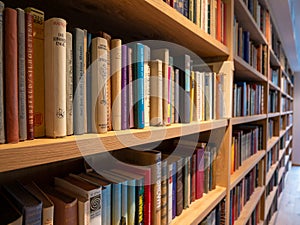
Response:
[222, 1, 227, 45]
[216, 0, 222, 42]
[195, 147, 204, 199]
[4, 8, 19, 143]
[25, 12, 34, 140]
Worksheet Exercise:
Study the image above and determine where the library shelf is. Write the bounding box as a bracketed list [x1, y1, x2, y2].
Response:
[0, 119, 228, 173]
[267, 136, 279, 152]
[170, 186, 226, 225]
[264, 186, 278, 220]
[269, 48, 280, 67]
[234, 186, 265, 225]
[278, 167, 285, 184]
[265, 162, 279, 186]
[281, 111, 293, 115]
[267, 112, 280, 118]
[268, 80, 280, 92]
[234, 0, 267, 44]
[279, 124, 292, 138]
[281, 69, 293, 87]
[234, 55, 267, 82]
[268, 211, 278, 225]
[230, 150, 266, 190]
[278, 149, 285, 163]
[231, 114, 267, 125]
[281, 91, 293, 100]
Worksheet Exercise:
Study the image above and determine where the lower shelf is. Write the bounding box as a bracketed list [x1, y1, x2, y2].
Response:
[265, 186, 278, 220]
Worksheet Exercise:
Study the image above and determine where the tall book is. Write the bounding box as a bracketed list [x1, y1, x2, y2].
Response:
[44, 18, 67, 137]
[83, 29, 88, 133]
[91, 37, 108, 133]
[4, 8, 19, 143]
[128, 47, 134, 128]
[121, 45, 128, 130]
[111, 39, 122, 131]
[0, 1, 4, 143]
[25, 11, 34, 140]
[66, 32, 73, 135]
[174, 68, 180, 123]
[0, 192, 23, 225]
[17, 8, 27, 141]
[73, 28, 85, 134]
[24, 7, 45, 137]
[144, 45, 151, 127]
[160, 159, 168, 225]
[150, 60, 163, 126]
[190, 71, 195, 121]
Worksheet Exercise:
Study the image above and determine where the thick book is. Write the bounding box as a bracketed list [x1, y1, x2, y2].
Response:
[17, 8, 27, 141]
[144, 45, 151, 127]
[24, 7, 45, 137]
[121, 45, 128, 130]
[25, 182, 54, 225]
[3, 182, 42, 225]
[150, 60, 163, 126]
[25, 11, 34, 140]
[0, 1, 4, 143]
[91, 37, 108, 133]
[73, 28, 85, 135]
[0, 192, 23, 225]
[44, 18, 67, 137]
[4, 8, 19, 143]
[66, 32, 73, 135]
[111, 39, 122, 131]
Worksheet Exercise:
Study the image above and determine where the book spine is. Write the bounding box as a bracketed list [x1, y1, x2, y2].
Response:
[25, 7, 45, 137]
[144, 45, 151, 127]
[0, 2, 4, 143]
[190, 71, 195, 122]
[161, 160, 168, 225]
[167, 66, 171, 125]
[73, 28, 85, 134]
[172, 162, 177, 219]
[121, 45, 128, 130]
[135, 179, 144, 225]
[86, 33, 92, 133]
[66, 32, 73, 135]
[17, 8, 27, 141]
[196, 148, 204, 199]
[174, 69, 179, 123]
[111, 39, 122, 131]
[176, 158, 183, 216]
[163, 56, 169, 126]
[121, 181, 128, 225]
[44, 18, 67, 137]
[127, 47, 134, 128]
[5, 8, 19, 143]
[191, 153, 196, 202]
[112, 183, 122, 225]
[83, 30, 88, 133]
[167, 163, 173, 224]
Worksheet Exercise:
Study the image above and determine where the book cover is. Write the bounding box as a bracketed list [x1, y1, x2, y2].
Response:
[83, 29, 88, 133]
[121, 45, 128, 130]
[44, 18, 67, 138]
[0, 1, 4, 143]
[4, 8, 19, 143]
[127, 47, 135, 128]
[190, 71, 195, 121]
[66, 32, 73, 135]
[0, 192, 23, 225]
[86, 32, 92, 133]
[144, 45, 151, 127]
[17, 8, 27, 141]
[24, 7, 45, 137]
[195, 147, 205, 199]
[111, 39, 122, 131]
[174, 68, 180, 123]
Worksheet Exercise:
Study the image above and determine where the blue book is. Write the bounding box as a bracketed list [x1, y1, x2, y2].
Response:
[73, 28, 85, 134]
[243, 31, 250, 63]
[172, 162, 177, 219]
[236, 82, 247, 116]
[132, 43, 144, 129]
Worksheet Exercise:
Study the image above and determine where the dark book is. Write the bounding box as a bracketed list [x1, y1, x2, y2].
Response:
[243, 31, 250, 63]
[191, 152, 196, 202]
[121, 45, 128, 130]
[195, 147, 205, 199]
[0, 192, 22, 225]
[176, 157, 183, 216]
[0, 1, 4, 144]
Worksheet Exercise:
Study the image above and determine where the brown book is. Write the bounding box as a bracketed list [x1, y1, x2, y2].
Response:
[4, 8, 19, 143]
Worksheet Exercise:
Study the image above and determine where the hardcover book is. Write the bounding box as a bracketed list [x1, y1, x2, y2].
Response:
[0, 1, 4, 143]
[0, 192, 23, 225]
[121, 45, 128, 130]
[66, 32, 73, 135]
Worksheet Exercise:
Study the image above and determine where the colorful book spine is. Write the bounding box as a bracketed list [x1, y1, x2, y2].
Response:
[121, 45, 128, 130]
[17, 8, 27, 141]
[196, 147, 204, 199]
[44, 18, 67, 138]
[144, 45, 151, 127]
[127, 47, 134, 128]
[4, 8, 19, 143]
[66, 32, 73, 135]
[0, 1, 4, 143]
[174, 68, 179, 123]
[161, 160, 168, 225]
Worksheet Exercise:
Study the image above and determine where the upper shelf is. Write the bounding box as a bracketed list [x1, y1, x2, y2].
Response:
[0, 119, 228, 173]
[231, 114, 267, 125]
[268, 81, 280, 92]
[269, 48, 281, 67]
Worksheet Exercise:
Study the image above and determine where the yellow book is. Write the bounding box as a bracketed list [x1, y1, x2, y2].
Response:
[190, 71, 195, 121]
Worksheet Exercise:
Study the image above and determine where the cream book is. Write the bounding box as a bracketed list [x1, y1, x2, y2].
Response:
[66, 32, 73, 135]
[44, 18, 66, 137]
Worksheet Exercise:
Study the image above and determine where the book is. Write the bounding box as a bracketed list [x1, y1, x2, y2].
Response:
[25, 182, 54, 225]
[144, 45, 151, 127]
[73, 28, 85, 135]
[190, 71, 195, 121]
[86, 32, 92, 133]
[160, 159, 168, 225]
[195, 146, 205, 199]
[0, 1, 4, 143]
[4, 8, 19, 143]
[150, 60, 163, 126]
[91, 37, 108, 133]
[0, 192, 23, 225]
[25, 11, 34, 140]
[83, 29, 88, 134]
[3, 182, 42, 224]
[128, 47, 134, 128]
[111, 39, 122, 131]
[24, 7, 45, 137]
[44, 18, 67, 138]
[66, 32, 73, 135]
[17, 8, 27, 141]
[121, 45, 128, 130]
[174, 68, 180, 123]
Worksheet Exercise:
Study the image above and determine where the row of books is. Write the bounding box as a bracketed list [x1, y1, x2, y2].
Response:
[231, 125, 263, 174]
[199, 199, 226, 225]
[281, 75, 290, 94]
[287, 114, 293, 127]
[229, 165, 259, 225]
[270, 21, 281, 61]
[233, 82, 264, 117]
[245, 204, 260, 225]
[268, 90, 278, 113]
[0, 3, 225, 144]
[265, 193, 278, 225]
[267, 118, 274, 140]
[265, 169, 278, 197]
[266, 143, 279, 173]
[270, 67, 279, 87]
[233, 17, 268, 76]
[163, 0, 227, 44]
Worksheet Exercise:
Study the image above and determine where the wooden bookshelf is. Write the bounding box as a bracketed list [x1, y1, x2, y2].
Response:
[278, 167, 285, 184]
[269, 49, 280, 67]
[268, 81, 281, 92]
[170, 186, 226, 225]
[231, 114, 267, 125]
[268, 112, 280, 118]
[268, 211, 278, 225]
[266, 162, 279, 186]
[267, 137, 279, 152]
[264, 186, 278, 220]
[281, 111, 293, 115]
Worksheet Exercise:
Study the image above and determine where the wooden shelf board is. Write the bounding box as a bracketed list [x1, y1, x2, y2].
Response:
[268, 211, 278, 225]
[279, 130, 286, 138]
[0, 119, 228, 173]
[265, 186, 278, 219]
[281, 111, 293, 116]
[267, 136, 279, 152]
[231, 114, 267, 125]
[234, 187, 265, 225]
[285, 155, 290, 167]
[281, 91, 293, 100]
[230, 151, 266, 189]
[170, 186, 226, 225]
[266, 162, 279, 186]
[269, 48, 281, 67]
[281, 70, 294, 87]
[278, 167, 285, 184]
[234, 55, 267, 82]
[268, 80, 281, 92]
[234, 0, 267, 44]
[267, 112, 280, 118]
[279, 149, 286, 162]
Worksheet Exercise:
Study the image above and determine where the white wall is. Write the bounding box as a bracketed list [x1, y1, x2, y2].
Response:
[293, 72, 300, 165]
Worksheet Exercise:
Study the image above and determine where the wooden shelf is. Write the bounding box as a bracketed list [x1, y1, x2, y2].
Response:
[231, 114, 267, 125]
[267, 136, 279, 152]
[285, 155, 290, 168]
[230, 151, 266, 189]
[234, 187, 265, 225]
[269, 48, 281, 67]
[170, 186, 226, 225]
[0, 119, 228, 173]
[281, 91, 293, 100]
[281, 111, 293, 115]
[279, 149, 285, 162]
[268, 112, 280, 118]
[268, 80, 281, 92]
[279, 124, 293, 138]
[234, 0, 267, 44]
[268, 211, 278, 225]
[234, 55, 267, 82]
[266, 162, 279, 186]
[265, 186, 278, 220]
[278, 167, 285, 184]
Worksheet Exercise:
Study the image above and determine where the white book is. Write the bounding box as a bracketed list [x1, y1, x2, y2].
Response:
[111, 39, 122, 131]
[66, 32, 73, 135]
[167, 162, 173, 224]
[91, 37, 108, 133]
[83, 29, 88, 133]
[144, 45, 151, 127]
[44, 18, 67, 137]
[195, 71, 201, 121]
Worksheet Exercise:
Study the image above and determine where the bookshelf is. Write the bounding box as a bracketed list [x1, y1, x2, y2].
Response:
[0, 0, 294, 224]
